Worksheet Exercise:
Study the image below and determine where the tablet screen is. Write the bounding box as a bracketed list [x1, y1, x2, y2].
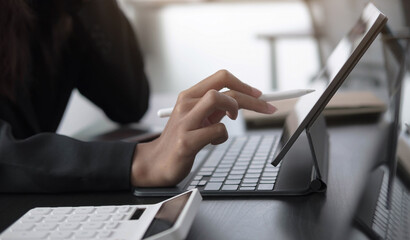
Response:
[272, 4, 387, 166]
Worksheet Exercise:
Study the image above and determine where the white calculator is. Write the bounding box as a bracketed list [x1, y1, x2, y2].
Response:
[0, 189, 202, 240]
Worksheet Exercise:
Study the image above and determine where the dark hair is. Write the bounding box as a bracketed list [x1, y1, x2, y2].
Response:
[0, 0, 33, 100]
[0, 0, 78, 100]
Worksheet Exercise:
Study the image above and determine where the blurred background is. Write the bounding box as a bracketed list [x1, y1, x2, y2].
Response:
[57, 0, 410, 136]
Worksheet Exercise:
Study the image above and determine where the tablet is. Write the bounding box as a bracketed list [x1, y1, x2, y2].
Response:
[272, 3, 388, 166]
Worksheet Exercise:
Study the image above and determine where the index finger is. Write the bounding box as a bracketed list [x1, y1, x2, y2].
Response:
[186, 70, 262, 98]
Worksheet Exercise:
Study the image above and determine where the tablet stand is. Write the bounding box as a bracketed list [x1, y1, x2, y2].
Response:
[306, 113, 329, 191]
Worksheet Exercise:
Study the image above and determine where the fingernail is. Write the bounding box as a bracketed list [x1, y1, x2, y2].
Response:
[266, 103, 277, 114]
[252, 87, 262, 97]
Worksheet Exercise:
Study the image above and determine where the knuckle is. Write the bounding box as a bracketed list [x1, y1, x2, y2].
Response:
[177, 90, 189, 101]
[216, 69, 231, 82]
[205, 89, 220, 102]
[228, 90, 238, 99]
[173, 104, 185, 116]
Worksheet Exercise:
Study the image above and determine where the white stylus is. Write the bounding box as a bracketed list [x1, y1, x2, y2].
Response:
[157, 88, 315, 118]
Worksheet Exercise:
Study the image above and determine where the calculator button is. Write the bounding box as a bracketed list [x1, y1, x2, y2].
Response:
[89, 214, 110, 221]
[59, 223, 80, 230]
[29, 208, 52, 215]
[74, 231, 96, 239]
[67, 215, 88, 222]
[98, 231, 113, 238]
[20, 215, 43, 223]
[117, 206, 131, 213]
[105, 222, 120, 229]
[83, 222, 104, 230]
[96, 206, 117, 214]
[44, 215, 66, 222]
[74, 207, 95, 214]
[52, 207, 73, 215]
[11, 223, 34, 231]
[48, 231, 72, 239]
[3, 231, 48, 239]
[111, 214, 125, 221]
[34, 223, 57, 231]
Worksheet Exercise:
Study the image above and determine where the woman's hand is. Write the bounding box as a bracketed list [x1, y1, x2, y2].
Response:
[131, 70, 277, 187]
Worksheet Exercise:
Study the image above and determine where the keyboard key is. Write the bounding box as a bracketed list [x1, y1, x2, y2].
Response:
[187, 186, 196, 190]
[262, 172, 277, 177]
[247, 169, 262, 174]
[204, 182, 222, 191]
[231, 166, 247, 171]
[193, 176, 202, 181]
[219, 164, 233, 168]
[260, 180, 276, 184]
[212, 172, 228, 177]
[227, 175, 243, 180]
[231, 170, 246, 175]
[239, 187, 255, 191]
[257, 184, 274, 191]
[209, 177, 225, 182]
[222, 185, 238, 191]
[190, 180, 199, 186]
[203, 151, 224, 167]
[260, 177, 276, 181]
[197, 171, 213, 176]
[200, 167, 215, 172]
[198, 180, 207, 186]
[242, 178, 258, 184]
[245, 173, 260, 178]
[117, 206, 131, 213]
[225, 180, 241, 185]
[214, 168, 230, 173]
[240, 183, 257, 187]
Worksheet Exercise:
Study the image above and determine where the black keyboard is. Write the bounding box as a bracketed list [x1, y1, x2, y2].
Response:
[372, 171, 410, 240]
[187, 135, 281, 193]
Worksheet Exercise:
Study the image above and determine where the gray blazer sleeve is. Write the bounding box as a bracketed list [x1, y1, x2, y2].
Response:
[0, 120, 136, 193]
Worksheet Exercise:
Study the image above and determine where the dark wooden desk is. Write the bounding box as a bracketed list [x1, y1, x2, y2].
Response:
[0, 118, 386, 240]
